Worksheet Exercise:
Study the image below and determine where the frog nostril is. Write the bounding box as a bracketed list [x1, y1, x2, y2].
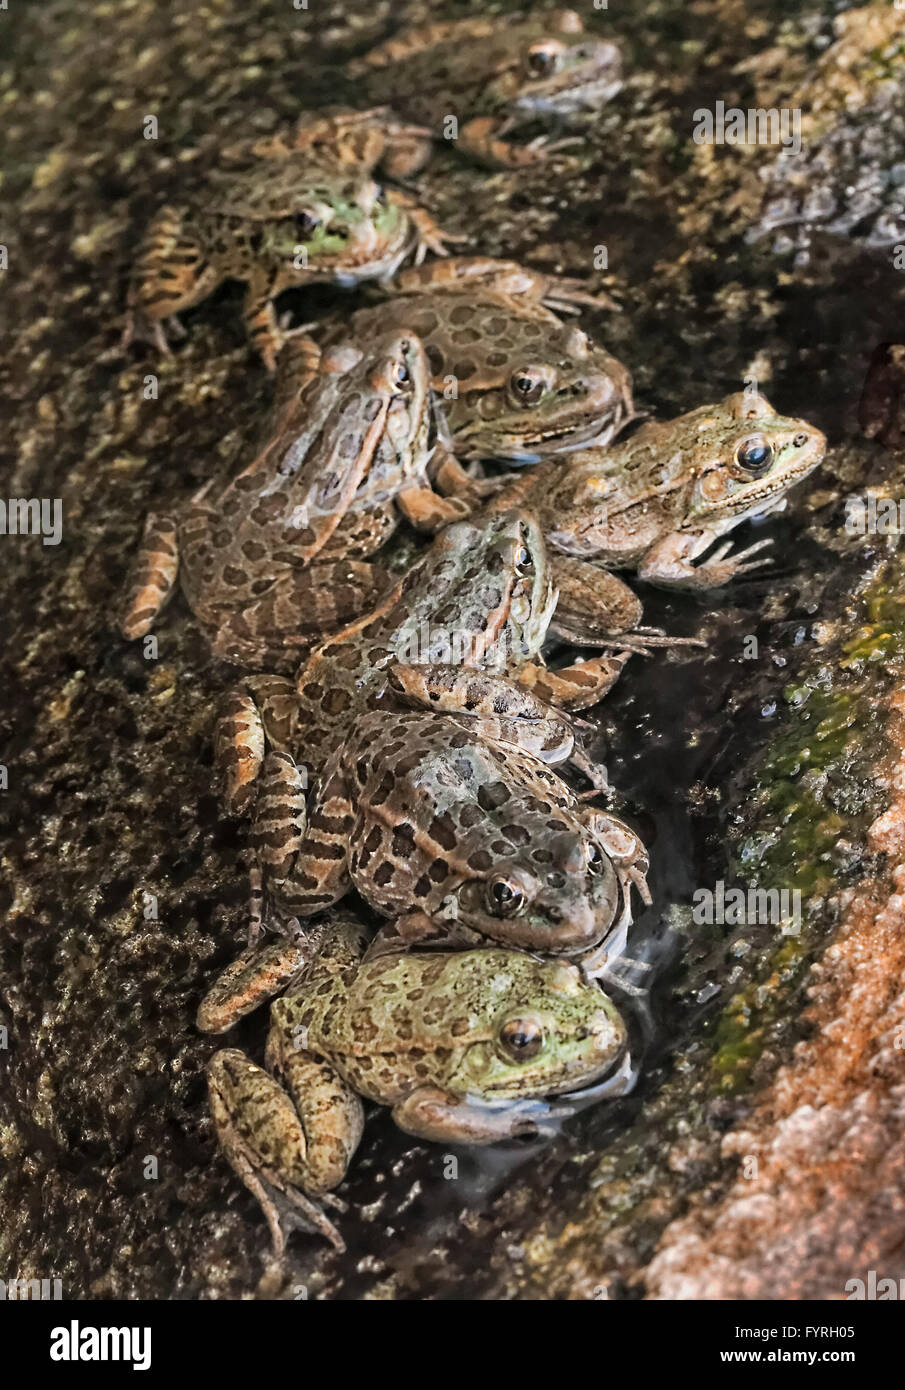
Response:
[793, 432, 808, 447]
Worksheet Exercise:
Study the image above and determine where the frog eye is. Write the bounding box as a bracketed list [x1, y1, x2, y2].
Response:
[515, 544, 534, 572]
[499, 1017, 545, 1061]
[392, 359, 411, 389]
[734, 435, 775, 477]
[526, 42, 560, 78]
[486, 878, 526, 917]
[587, 842, 606, 874]
[294, 210, 320, 239]
[509, 369, 546, 406]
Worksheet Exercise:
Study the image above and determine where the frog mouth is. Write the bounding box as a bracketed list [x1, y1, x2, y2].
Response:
[492, 411, 626, 464]
[719, 454, 822, 515]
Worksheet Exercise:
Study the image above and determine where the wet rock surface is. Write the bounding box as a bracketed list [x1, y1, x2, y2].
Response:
[1, 0, 904, 1299]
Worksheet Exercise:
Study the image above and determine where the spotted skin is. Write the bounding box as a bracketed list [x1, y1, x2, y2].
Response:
[203, 912, 628, 1251]
[123, 153, 456, 369]
[214, 511, 648, 958]
[342, 9, 623, 173]
[309, 256, 634, 464]
[119, 332, 477, 670]
[487, 390, 827, 645]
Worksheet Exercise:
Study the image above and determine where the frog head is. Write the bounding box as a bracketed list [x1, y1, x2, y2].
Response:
[301, 330, 432, 522]
[680, 391, 826, 528]
[502, 12, 623, 119]
[452, 805, 649, 958]
[390, 510, 557, 670]
[443, 950, 628, 1099]
[448, 328, 634, 464]
[266, 177, 408, 278]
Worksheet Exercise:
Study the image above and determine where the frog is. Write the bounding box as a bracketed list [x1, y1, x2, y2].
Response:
[486, 389, 827, 646]
[213, 510, 648, 957]
[262, 10, 622, 176]
[119, 330, 483, 670]
[201, 912, 630, 1252]
[123, 151, 457, 370]
[296, 255, 635, 465]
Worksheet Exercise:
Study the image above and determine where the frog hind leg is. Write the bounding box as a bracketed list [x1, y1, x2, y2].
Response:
[208, 561, 391, 672]
[207, 1048, 358, 1254]
[197, 938, 309, 1035]
[386, 663, 575, 763]
[517, 651, 633, 713]
[125, 206, 220, 348]
[277, 763, 354, 919]
[119, 512, 180, 639]
[548, 555, 644, 644]
[393, 1087, 554, 1142]
[215, 676, 300, 816]
[251, 750, 308, 904]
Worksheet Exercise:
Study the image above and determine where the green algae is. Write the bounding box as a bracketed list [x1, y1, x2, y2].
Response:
[709, 558, 905, 1092]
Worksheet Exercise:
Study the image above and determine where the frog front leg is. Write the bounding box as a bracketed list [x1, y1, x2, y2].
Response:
[457, 116, 580, 172]
[394, 1087, 553, 1142]
[638, 529, 774, 590]
[119, 513, 180, 639]
[207, 1045, 362, 1254]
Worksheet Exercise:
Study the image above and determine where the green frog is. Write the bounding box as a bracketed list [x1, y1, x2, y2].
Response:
[489, 389, 827, 645]
[304, 256, 634, 464]
[124, 152, 456, 370]
[263, 11, 621, 175]
[203, 912, 630, 1252]
[213, 510, 647, 956]
[119, 331, 481, 669]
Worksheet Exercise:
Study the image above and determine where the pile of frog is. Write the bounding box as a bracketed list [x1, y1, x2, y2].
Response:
[119, 10, 827, 1255]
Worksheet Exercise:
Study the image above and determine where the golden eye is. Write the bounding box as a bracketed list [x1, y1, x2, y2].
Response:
[510, 370, 545, 405]
[734, 435, 774, 477]
[526, 43, 559, 78]
[486, 878, 526, 917]
[500, 1017, 545, 1060]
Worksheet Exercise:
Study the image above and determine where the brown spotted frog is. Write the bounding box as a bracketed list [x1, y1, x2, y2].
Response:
[489, 390, 827, 645]
[201, 912, 630, 1252]
[119, 331, 482, 670]
[264, 11, 621, 175]
[124, 153, 456, 370]
[214, 510, 648, 959]
[304, 256, 634, 465]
